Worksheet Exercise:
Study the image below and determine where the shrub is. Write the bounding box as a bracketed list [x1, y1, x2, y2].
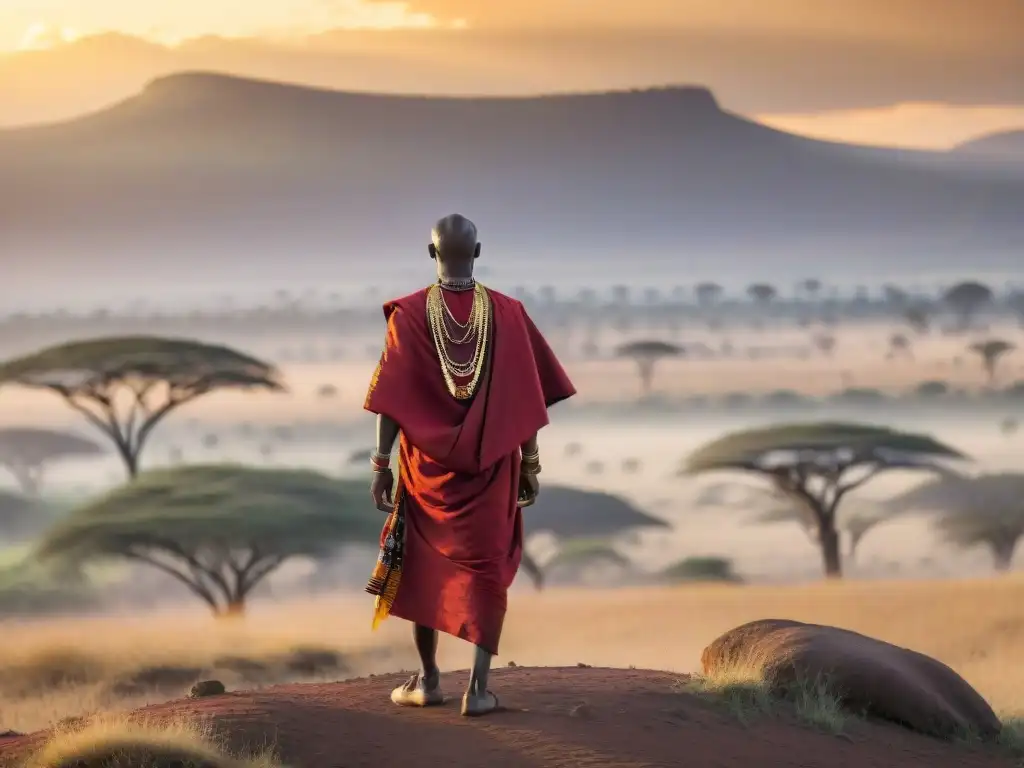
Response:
[914, 380, 950, 398]
[660, 556, 741, 583]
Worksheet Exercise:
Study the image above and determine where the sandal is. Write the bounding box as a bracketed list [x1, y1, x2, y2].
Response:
[461, 689, 500, 717]
[391, 673, 445, 707]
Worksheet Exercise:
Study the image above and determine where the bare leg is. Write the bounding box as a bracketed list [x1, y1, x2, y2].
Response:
[391, 624, 444, 707]
[461, 645, 499, 716]
[414, 624, 440, 686]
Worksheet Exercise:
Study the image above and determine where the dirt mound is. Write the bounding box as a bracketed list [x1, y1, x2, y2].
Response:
[702, 619, 1002, 738]
[0, 667, 1014, 768]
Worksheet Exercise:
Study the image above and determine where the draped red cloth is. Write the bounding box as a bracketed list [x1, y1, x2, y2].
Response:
[363, 285, 575, 654]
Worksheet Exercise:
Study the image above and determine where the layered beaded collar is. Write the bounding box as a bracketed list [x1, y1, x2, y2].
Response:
[437, 276, 476, 292]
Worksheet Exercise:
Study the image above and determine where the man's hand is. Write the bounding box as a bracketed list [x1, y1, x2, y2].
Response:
[371, 468, 395, 512]
[518, 472, 540, 507]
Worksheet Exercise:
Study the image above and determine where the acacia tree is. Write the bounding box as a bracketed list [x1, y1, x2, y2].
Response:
[615, 340, 683, 397]
[538, 538, 633, 586]
[35, 465, 380, 617]
[0, 337, 284, 478]
[748, 283, 777, 304]
[943, 281, 993, 332]
[968, 339, 1015, 386]
[799, 279, 823, 303]
[882, 285, 909, 311]
[747, 283, 777, 307]
[0, 427, 104, 495]
[682, 423, 966, 578]
[521, 485, 669, 590]
[887, 333, 913, 360]
[887, 472, 1024, 571]
[903, 305, 931, 334]
[695, 283, 724, 307]
[753, 500, 892, 562]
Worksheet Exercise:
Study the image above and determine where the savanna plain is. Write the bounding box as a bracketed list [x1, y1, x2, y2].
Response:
[1, 285, 1023, 766]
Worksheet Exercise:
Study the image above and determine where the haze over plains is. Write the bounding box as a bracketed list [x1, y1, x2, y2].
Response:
[2, 0, 1023, 309]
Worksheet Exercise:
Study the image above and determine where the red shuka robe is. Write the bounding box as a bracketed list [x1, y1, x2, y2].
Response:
[363, 285, 575, 654]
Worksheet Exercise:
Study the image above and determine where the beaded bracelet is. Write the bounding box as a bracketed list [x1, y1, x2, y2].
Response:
[370, 450, 391, 472]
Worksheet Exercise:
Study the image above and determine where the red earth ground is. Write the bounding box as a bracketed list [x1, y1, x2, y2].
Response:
[0, 667, 1016, 767]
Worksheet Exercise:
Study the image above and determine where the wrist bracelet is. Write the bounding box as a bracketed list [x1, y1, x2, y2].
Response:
[521, 448, 540, 463]
[521, 462, 542, 476]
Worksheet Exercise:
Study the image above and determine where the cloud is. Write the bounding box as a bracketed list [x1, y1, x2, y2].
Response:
[306, 0, 444, 30]
[17, 21, 80, 51]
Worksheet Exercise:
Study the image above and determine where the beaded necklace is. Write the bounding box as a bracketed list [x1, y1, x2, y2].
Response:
[425, 283, 490, 400]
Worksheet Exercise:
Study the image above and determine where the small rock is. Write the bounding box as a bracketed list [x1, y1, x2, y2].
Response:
[507, 661, 518, 668]
[569, 704, 593, 718]
[189, 680, 226, 698]
[576, 662, 591, 669]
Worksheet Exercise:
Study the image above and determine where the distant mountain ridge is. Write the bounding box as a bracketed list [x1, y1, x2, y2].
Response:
[3, 22, 1023, 127]
[2, 73, 1023, 301]
[953, 128, 1024, 159]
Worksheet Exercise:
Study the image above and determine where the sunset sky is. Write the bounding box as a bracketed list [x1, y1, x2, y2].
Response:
[1, 1, 448, 49]
[3, 0, 1023, 46]
[2, 0, 1023, 147]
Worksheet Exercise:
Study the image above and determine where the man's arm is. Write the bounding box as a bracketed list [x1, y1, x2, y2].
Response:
[520, 433, 539, 462]
[369, 414, 400, 512]
[375, 413, 400, 458]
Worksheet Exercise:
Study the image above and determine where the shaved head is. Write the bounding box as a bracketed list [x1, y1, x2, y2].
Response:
[429, 213, 481, 277]
[432, 214, 478, 256]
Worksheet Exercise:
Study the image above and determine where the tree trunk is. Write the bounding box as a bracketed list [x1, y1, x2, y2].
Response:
[123, 448, 140, 479]
[636, 359, 655, 397]
[218, 600, 246, 619]
[520, 551, 544, 590]
[990, 538, 1018, 572]
[847, 531, 863, 561]
[819, 523, 843, 578]
[984, 358, 997, 387]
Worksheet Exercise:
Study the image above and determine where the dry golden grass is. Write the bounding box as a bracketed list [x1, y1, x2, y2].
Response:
[22, 713, 281, 768]
[2, 576, 1024, 737]
[0, 596, 420, 733]
[684, 652, 847, 734]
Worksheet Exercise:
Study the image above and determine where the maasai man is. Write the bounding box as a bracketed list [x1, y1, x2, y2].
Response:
[363, 213, 576, 717]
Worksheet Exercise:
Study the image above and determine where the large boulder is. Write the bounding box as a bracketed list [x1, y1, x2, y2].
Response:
[701, 619, 1001, 738]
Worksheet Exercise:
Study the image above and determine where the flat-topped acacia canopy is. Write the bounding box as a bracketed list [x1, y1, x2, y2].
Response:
[682, 422, 966, 475]
[682, 422, 967, 578]
[614, 340, 684, 396]
[0, 427, 102, 459]
[0, 426, 104, 494]
[36, 465, 379, 616]
[0, 336, 283, 390]
[525, 485, 668, 540]
[0, 336, 284, 478]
